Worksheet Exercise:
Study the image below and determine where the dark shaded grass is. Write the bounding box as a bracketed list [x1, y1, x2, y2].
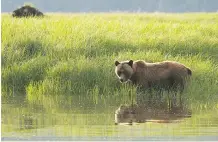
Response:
[2, 40, 47, 67]
[2, 37, 218, 98]
[2, 56, 52, 93]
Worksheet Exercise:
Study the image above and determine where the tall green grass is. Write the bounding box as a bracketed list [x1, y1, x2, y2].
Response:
[1, 13, 218, 106]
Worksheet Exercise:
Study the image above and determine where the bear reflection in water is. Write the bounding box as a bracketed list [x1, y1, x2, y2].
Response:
[114, 103, 192, 125]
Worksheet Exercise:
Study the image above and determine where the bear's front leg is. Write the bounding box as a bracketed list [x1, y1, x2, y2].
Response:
[135, 82, 151, 106]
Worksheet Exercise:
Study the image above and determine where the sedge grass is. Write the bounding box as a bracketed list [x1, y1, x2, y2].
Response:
[1, 13, 218, 109]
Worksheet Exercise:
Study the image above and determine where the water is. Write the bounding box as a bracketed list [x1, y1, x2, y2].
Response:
[2, 94, 218, 141]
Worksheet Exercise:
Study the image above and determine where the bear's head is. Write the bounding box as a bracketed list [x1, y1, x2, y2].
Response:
[114, 60, 134, 83]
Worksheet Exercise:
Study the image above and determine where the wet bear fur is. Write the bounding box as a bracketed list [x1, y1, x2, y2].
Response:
[114, 60, 192, 92]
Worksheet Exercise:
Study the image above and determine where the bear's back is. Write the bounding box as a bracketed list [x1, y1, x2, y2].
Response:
[131, 60, 191, 88]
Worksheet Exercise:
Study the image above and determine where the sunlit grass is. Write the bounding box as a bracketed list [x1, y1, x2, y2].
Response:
[1, 13, 218, 109]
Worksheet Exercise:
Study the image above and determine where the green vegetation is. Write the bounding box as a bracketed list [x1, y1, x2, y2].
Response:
[1, 13, 218, 106]
[1, 13, 218, 139]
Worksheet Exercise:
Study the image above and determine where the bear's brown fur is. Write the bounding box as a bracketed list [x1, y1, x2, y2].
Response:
[115, 60, 192, 91]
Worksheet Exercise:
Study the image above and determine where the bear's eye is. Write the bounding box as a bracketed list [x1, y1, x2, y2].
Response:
[117, 71, 122, 76]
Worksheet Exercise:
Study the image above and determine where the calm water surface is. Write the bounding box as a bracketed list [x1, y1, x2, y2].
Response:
[1, 94, 218, 141]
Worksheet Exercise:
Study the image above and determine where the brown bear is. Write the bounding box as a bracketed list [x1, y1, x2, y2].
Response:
[114, 60, 192, 92]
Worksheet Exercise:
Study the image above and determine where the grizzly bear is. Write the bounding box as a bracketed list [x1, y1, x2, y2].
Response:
[114, 60, 192, 92]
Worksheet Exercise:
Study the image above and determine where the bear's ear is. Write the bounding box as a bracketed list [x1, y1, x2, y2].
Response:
[115, 61, 120, 66]
[128, 60, 133, 67]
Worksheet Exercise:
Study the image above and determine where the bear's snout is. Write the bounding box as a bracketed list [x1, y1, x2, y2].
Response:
[119, 79, 124, 82]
